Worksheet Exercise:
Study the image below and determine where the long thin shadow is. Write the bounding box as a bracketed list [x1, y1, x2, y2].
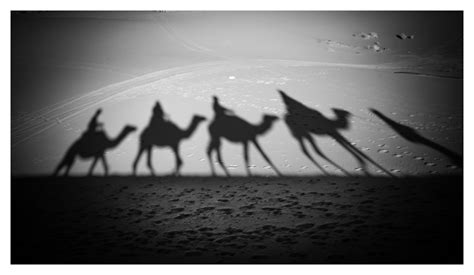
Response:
[53, 109, 137, 176]
[279, 90, 394, 177]
[132, 101, 206, 176]
[207, 96, 282, 176]
[370, 108, 462, 166]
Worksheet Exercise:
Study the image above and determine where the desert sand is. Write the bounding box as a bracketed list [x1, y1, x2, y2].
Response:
[11, 11, 463, 264]
[12, 175, 462, 263]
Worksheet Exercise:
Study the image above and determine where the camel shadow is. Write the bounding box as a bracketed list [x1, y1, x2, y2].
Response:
[132, 101, 206, 176]
[278, 90, 394, 177]
[207, 96, 282, 176]
[370, 108, 462, 166]
[53, 109, 137, 176]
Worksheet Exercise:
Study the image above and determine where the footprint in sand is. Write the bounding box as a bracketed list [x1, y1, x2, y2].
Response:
[378, 149, 389, 154]
[143, 229, 158, 237]
[239, 204, 255, 210]
[196, 206, 215, 214]
[166, 207, 185, 214]
[296, 223, 315, 230]
[424, 162, 437, 167]
[217, 208, 234, 215]
[175, 213, 192, 219]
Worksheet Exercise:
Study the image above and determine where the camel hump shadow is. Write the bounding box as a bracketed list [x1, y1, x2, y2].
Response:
[369, 108, 462, 166]
[54, 109, 137, 176]
[207, 96, 281, 176]
[278, 89, 394, 177]
[132, 101, 206, 176]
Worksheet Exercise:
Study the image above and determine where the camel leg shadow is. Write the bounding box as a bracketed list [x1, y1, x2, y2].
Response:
[334, 134, 395, 177]
[53, 156, 74, 177]
[207, 138, 230, 176]
[132, 146, 145, 176]
[243, 142, 252, 176]
[101, 155, 109, 176]
[145, 146, 156, 176]
[88, 157, 99, 176]
[171, 145, 183, 176]
[251, 139, 282, 176]
[305, 135, 352, 176]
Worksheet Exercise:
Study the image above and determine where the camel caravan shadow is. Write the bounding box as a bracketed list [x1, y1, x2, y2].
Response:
[278, 90, 394, 177]
[52, 91, 459, 177]
[370, 108, 462, 166]
[54, 109, 137, 176]
[206, 96, 281, 176]
[132, 101, 206, 176]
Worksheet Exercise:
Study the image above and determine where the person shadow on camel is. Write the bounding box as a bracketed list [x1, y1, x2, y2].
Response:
[206, 96, 282, 176]
[53, 108, 137, 176]
[278, 89, 394, 177]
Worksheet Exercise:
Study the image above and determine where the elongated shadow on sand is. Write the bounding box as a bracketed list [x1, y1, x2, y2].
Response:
[53, 109, 137, 176]
[370, 108, 462, 166]
[206, 96, 282, 176]
[132, 101, 207, 176]
[279, 90, 394, 177]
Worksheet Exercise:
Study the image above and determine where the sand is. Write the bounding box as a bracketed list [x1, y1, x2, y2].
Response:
[11, 12, 463, 264]
[12, 175, 462, 264]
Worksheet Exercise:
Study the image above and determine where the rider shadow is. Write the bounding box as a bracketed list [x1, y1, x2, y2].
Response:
[370, 108, 462, 166]
[278, 90, 394, 177]
[206, 96, 282, 176]
[132, 101, 206, 176]
[53, 109, 137, 176]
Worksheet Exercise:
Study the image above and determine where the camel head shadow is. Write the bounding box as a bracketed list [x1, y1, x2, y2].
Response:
[53, 109, 137, 177]
[369, 108, 462, 166]
[279, 89, 394, 177]
[132, 101, 207, 176]
[206, 96, 281, 177]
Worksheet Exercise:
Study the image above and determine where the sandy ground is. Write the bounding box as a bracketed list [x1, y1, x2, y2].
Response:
[12, 175, 462, 264]
[11, 12, 463, 264]
[12, 12, 462, 177]
[11, 60, 463, 177]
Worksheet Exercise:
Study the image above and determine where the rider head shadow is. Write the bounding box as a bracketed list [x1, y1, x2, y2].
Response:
[132, 101, 206, 176]
[53, 108, 137, 176]
[207, 96, 282, 176]
[370, 108, 462, 166]
[278, 89, 394, 177]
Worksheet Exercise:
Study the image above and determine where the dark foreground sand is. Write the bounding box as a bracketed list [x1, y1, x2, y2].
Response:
[12, 175, 462, 264]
